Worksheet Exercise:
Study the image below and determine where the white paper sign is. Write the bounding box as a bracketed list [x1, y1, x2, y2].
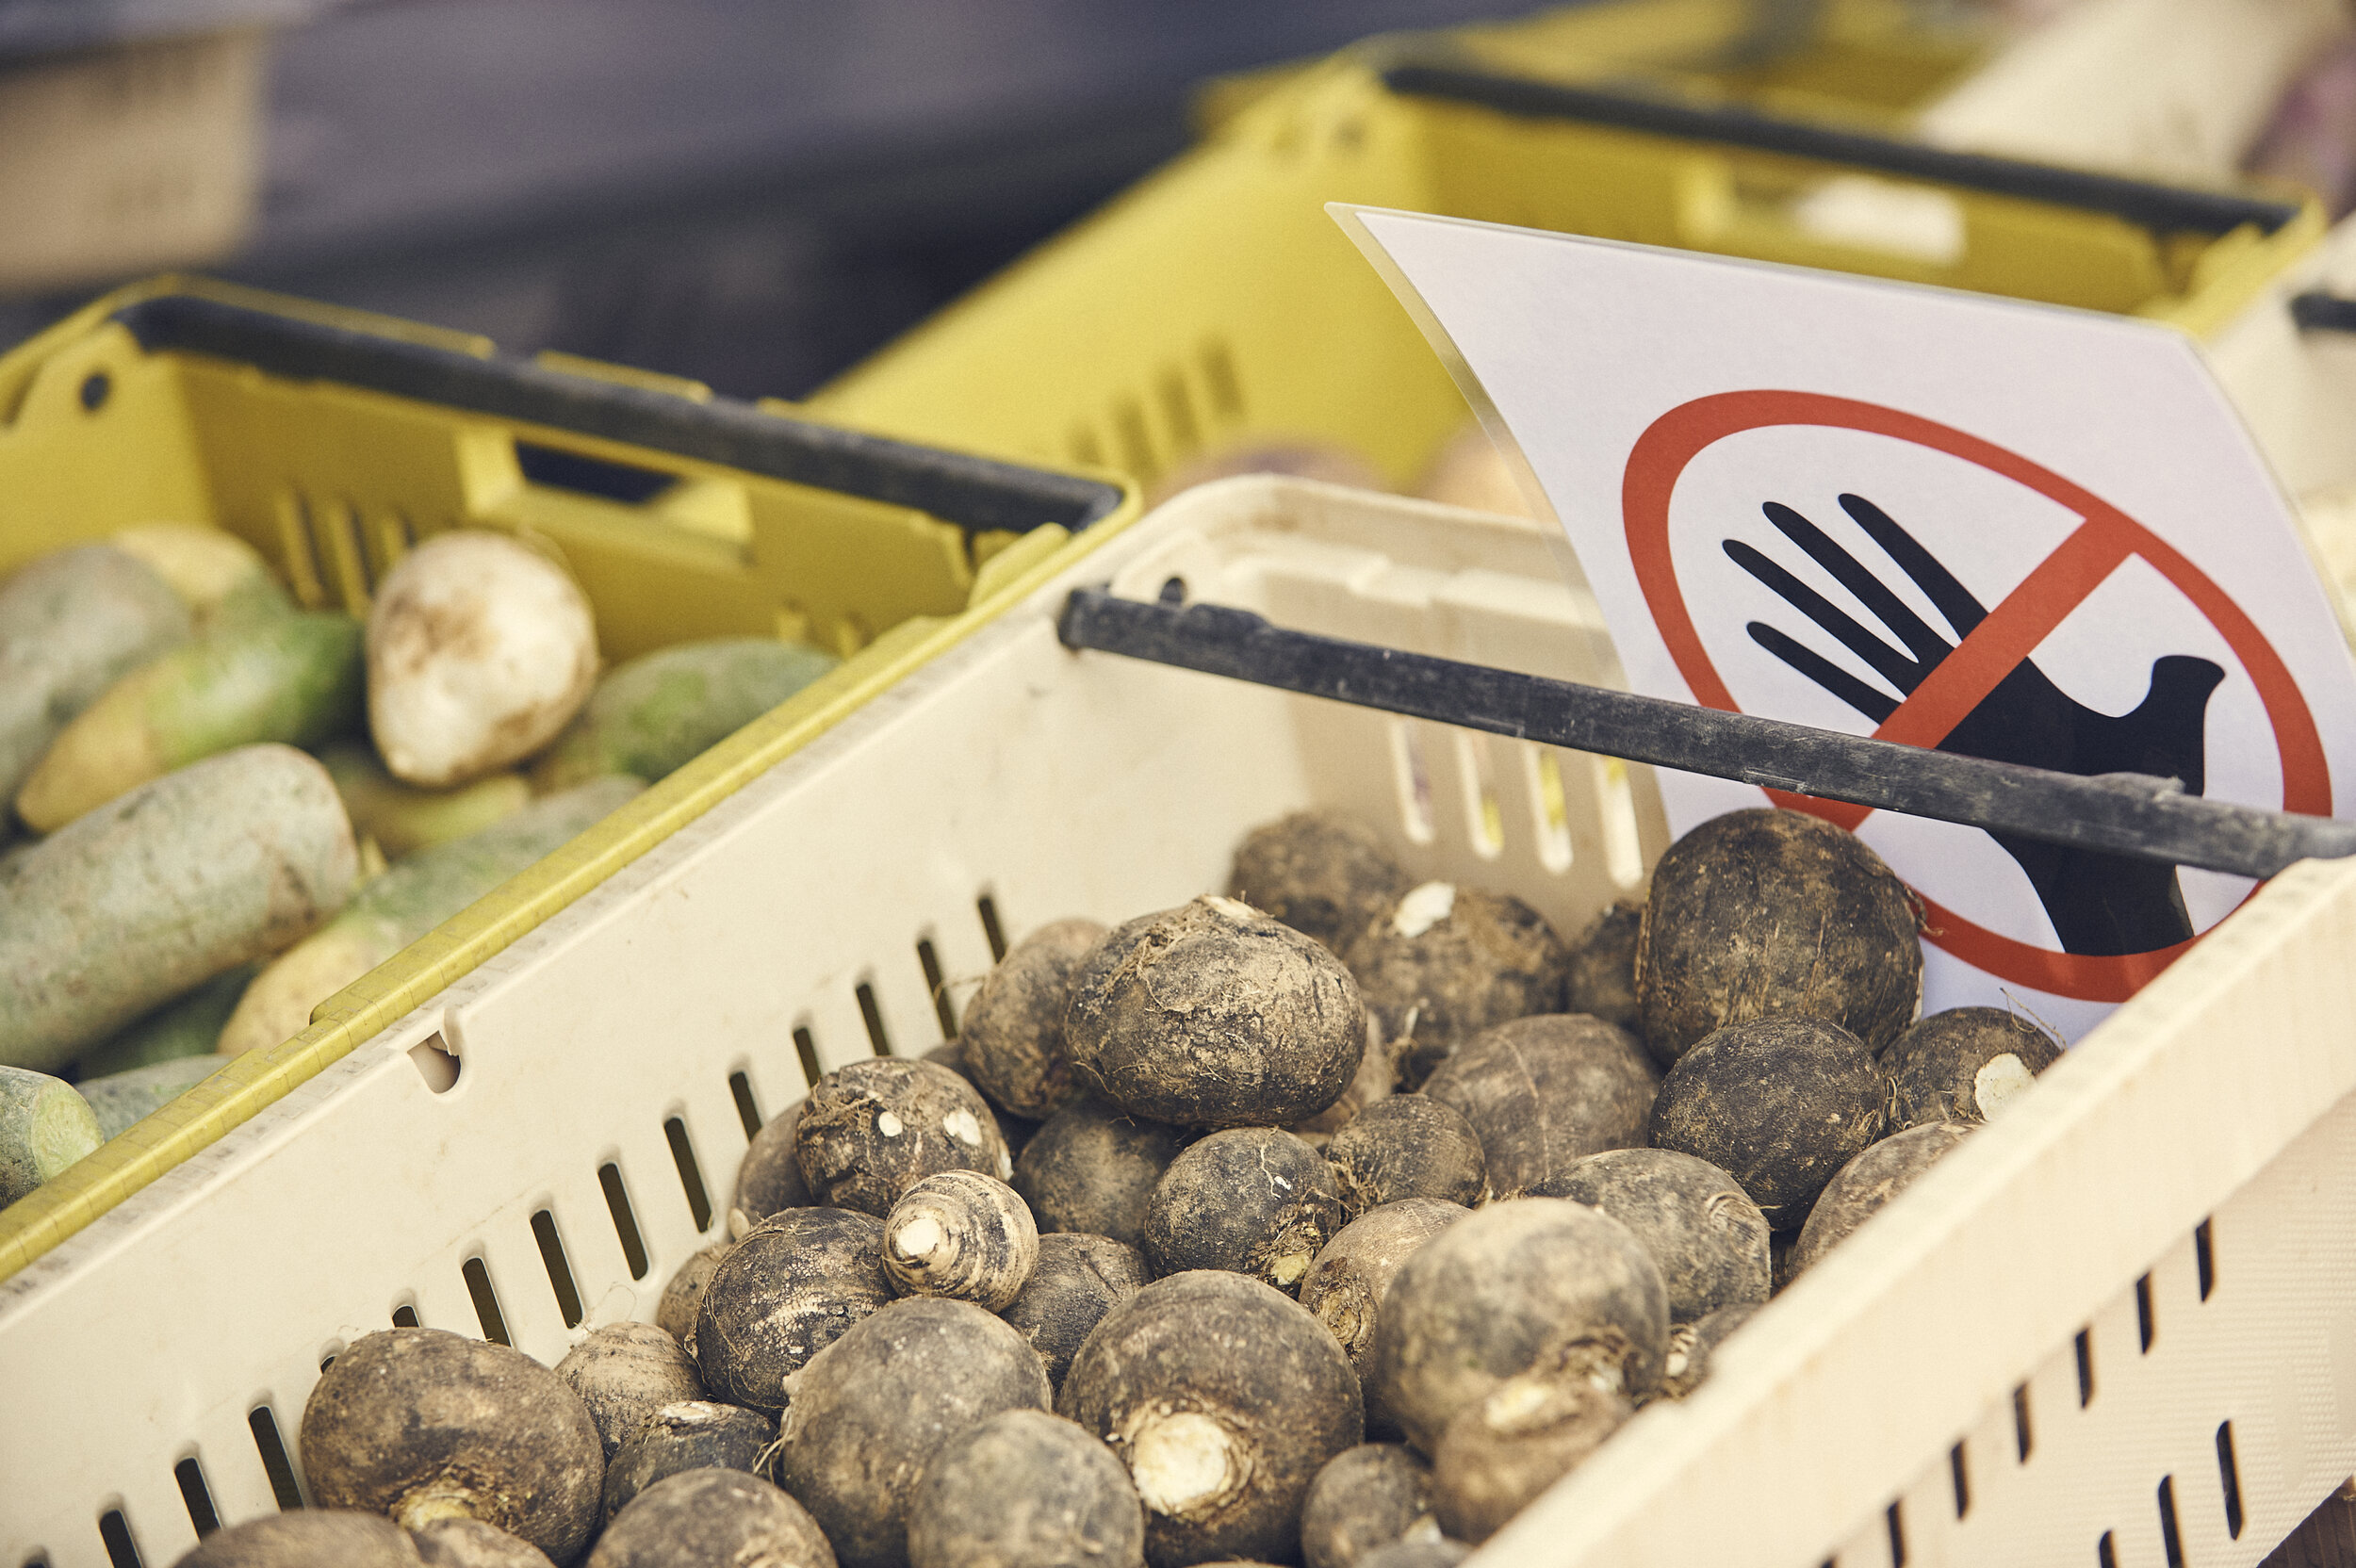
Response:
[1337, 204, 2356, 1040]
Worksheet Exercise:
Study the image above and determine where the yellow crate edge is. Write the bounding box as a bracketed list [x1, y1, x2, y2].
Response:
[0, 507, 1136, 1284]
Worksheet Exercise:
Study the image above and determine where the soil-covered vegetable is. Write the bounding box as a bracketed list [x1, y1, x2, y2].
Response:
[18, 610, 365, 832]
[1415, 421, 1530, 518]
[1300, 1444, 1439, 1568]
[1011, 1097, 1184, 1249]
[777, 1297, 1051, 1568]
[76, 1054, 223, 1138]
[1300, 1199, 1467, 1406]
[1793, 1121, 1976, 1272]
[999, 1232, 1147, 1392]
[1648, 1017, 1891, 1231]
[1371, 1197, 1666, 1455]
[367, 531, 599, 788]
[0, 544, 189, 806]
[0, 743, 357, 1073]
[730, 1098, 810, 1232]
[172, 1510, 420, 1568]
[1345, 885, 1569, 1086]
[321, 741, 531, 860]
[1356, 1543, 1470, 1568]
[589, 1468, 836, 1568]
[410, 1519, 556, 1568]
[299, 1327, 602, 1563]
[657, 1240, 731, 1345]
[554, 1321, 705, 1461]
[1888, 1007, 2061, 1126]
[1292, 1010, 1396, 1142]
[1058, 1271, 1364, 1568]
[1419, 1015, 1657, 1199]
[1326, 1096, 1484, 1215]
[1067, 896, 1366, 1129]
[218, 776, 644, 1055]
[1635, 808, 1921, 1065]
[73, 962, 256, 1077]
[924, 1039, 1041, 1160]
[111, 523, 292, 631]
[1659, 1301, 1757, 1400]
[1144, 1126, 1345, 1295]
[0, 1063, 103, 1205]
[600, 1400, 775, 1524]
[1563, 899, 1643, 1034]
[534, 636, 841, 792]
[797, 1057, 1011, 1215]
[1227, 810, 1409, 955]
[1530, 1148, 1769, 1323]
[907, 1408, 1145, 1568]
[884, 1169, 1039, 1310]
[1428, 1373, 1632, 1544]
[695, 1207, 892, 1411]
[955, 917, 1104, 1120]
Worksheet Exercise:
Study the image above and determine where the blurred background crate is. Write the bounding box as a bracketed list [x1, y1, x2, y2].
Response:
[0, 0, 1628, 398]
[5, 0, 2344, 411]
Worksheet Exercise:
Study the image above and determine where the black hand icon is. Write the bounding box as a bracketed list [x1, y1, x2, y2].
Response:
[1727, 493, 2225, 956]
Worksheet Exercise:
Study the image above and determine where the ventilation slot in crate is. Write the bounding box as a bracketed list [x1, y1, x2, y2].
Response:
[664, 1118, 714, 1233]
[856, 983, 892, 1057]
[728, 1071, 762, 1139]
[247, 1407, 303, 1510]
[95, 1511, 138, 1568]
[462, 1256, 511, 1345]
[532, 1210, 584, 1329]
[975, 896, 1008, 963]
[598, 1162, 649, 1280]
[172, 1458, 219, 1538]
[917, 938, 957, 1039]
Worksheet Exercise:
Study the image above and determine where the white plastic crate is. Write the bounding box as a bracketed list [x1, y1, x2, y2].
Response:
[5, 475, 2355, 1568]
[2208, 211, 2356, 613]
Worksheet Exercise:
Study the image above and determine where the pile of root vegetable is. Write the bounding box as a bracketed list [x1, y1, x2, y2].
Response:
[181, 803, 2061, 1568]
[0, 525, 837, 1214]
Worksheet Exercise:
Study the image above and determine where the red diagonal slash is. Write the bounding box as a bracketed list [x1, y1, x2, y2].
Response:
[1620, 390, 2330, 1001]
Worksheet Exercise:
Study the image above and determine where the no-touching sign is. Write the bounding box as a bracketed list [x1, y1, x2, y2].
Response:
[1337, 205, 2356, 1039]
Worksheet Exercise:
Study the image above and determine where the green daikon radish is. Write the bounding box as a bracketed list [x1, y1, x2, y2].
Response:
[0, 743, 358, 1073]
[219, 775, 644, 1055]
[77, 1055, 228, 1139]
[0, 544, 191, 805]
[18, 611, 365, 831]
[1, 1065, 104, 1205]
[320, 741, 532, 859]
[73, 963, 260, 1078]
[111, 523, 292, 630]
[533, 638, 841, 792]
[368, 531, 598, 787]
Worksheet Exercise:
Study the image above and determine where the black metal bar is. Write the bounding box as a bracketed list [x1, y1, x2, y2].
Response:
[1057, 588, 2356, 879]
[1381, 61, 2302, 239]
[2291, 291, 2356, 335]
[108, 293, 1127, 536]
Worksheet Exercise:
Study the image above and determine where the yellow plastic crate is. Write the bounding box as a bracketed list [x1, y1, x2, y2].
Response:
[0, 277, 1137, 1280]
[813, 57, 2324, 493]
[1195, 0, 1993, 137]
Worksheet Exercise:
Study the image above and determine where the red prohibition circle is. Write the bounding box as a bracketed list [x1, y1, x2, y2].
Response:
[1622, 390, 2331, 1003]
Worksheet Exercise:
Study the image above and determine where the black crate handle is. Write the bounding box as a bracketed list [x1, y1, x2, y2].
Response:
[1380, 60, 2302, 239]
[1058, 586, 2356, 878]
[2291, 292, 2356, 334]
[110, 293, 1127, 537]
